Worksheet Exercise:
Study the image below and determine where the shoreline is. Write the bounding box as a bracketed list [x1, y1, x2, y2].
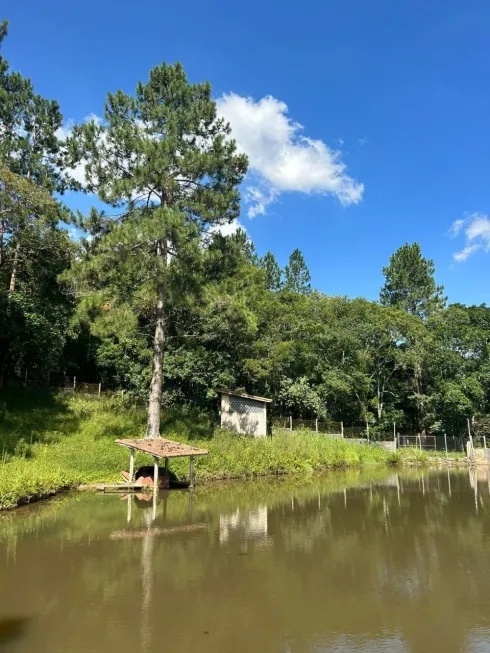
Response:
[2, 455, 472, 512]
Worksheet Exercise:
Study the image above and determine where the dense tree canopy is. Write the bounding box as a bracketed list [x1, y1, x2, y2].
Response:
[1, 22, 490, 438]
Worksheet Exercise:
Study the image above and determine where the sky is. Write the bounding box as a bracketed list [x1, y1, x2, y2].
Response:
[4, 0, 490, 304]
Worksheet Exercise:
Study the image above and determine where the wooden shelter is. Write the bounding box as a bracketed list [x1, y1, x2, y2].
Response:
[115, 438, 208, 490]
[218, 388, 272, 437]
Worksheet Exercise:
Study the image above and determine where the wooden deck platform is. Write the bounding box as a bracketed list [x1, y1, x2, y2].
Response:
[115, 437, 209, 489]
[115, 438, 208, 459]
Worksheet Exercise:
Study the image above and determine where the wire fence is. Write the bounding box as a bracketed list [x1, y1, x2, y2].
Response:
[397, 434, 465, 453]
[272, 417, 344, 435]
[271, 416, 472, 452]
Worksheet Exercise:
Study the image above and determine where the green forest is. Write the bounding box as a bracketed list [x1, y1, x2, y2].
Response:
[1, 20, 490, 440]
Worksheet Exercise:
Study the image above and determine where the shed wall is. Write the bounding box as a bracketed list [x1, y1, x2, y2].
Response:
[220, 393, 267, 437]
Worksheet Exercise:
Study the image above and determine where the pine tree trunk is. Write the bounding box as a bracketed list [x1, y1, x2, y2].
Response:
[146, 287, 165, 439]
[146, 237, 168, 440]
[414, 362, 424, 435]
[9, 241, 20, 292]
[0, 220, 4, 267]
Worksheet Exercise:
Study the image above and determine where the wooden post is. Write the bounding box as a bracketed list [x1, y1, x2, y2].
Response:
[341, 421, 344, 438]
[483, 435, 487, 451]
[467, 418, 475, 459]
[418, 433, 422, 450]
[189, 456, 194, 488]
[315, 418, 318, 433]
[153, 457, 159, 496]
[444, 432, 448, 457]
[152, 489, 157, 521]
[289, 415, 293, 432]
[128, 448, 135, 483]
[366, 420, 370, 441]
[126, 494, 133, 523]
[73, 376, 76, 391]
[393, 423, 397, 449]
[98, 382, 101, 397]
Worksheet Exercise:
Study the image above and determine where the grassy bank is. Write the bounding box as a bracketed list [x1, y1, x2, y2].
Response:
[0, 390, 463, 510]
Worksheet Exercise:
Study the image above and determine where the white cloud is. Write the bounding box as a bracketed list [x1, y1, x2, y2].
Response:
[245, 185, 279, 218]
[452, 212, 490, 262]
[466, 214, 490, 243]
[449, 219, 464, 237]
[453, 244, 481, 262]
[216, 93, 364, 218]
[209, 219, 246, 237]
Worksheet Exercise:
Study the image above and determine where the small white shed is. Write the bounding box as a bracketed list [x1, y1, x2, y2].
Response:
[218, 389, 272, 437]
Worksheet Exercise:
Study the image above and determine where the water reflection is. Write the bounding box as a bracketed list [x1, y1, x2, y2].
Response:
[219, 506, 269, 544]
[1, 469, 490, 653]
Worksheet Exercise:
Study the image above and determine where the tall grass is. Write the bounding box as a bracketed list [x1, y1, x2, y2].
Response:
[0, 390, 461, 510]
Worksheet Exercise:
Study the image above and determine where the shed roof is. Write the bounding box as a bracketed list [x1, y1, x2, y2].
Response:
[115, 438, 208, 459]
[217, 388, 273, 403]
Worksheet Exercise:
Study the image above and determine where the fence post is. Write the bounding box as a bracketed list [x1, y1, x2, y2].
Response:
[98, 382, 101, 398]
[340, 421, 344, 438]
[315, 418, 318, 433]
[444, 432, 448, 457]
[418, 433, 422, 450]
[467, 418, 475, 459]
[73, 376, 76, 391]
[289, 415, 293, 432]
[484, 435, 487, 451]
[366, 421, 370, 441]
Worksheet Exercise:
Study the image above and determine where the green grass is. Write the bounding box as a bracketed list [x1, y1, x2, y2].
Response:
[0, 390, 466, 510]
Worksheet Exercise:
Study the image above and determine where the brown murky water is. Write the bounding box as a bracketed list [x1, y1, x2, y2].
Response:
[1, 468, 490, 653]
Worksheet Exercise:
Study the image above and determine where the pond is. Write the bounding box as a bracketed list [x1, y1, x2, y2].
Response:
[1, 468, 490, 653]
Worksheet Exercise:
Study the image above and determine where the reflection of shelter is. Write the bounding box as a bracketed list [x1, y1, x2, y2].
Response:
[115, 438, 208, 490]
[218, 389, 272, 437]
[219, 506, 268, 543]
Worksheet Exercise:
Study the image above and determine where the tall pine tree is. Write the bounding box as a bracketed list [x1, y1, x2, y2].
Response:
[380, 242, 446, 319]
[284, 249, 311, 294]
[260, 251, 282, 291]
[0, 20, 68, 292]
[68, 62, 248, 438]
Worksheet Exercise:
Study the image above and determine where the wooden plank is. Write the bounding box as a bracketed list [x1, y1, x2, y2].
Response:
[97, 483, 148, 493]
[110, 524, 207, 539]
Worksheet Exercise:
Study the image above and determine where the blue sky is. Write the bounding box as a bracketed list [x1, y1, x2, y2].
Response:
[4, 0, 490, 304]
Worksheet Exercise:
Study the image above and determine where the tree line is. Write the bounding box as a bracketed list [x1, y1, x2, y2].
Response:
[1, 20, 489, 437]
